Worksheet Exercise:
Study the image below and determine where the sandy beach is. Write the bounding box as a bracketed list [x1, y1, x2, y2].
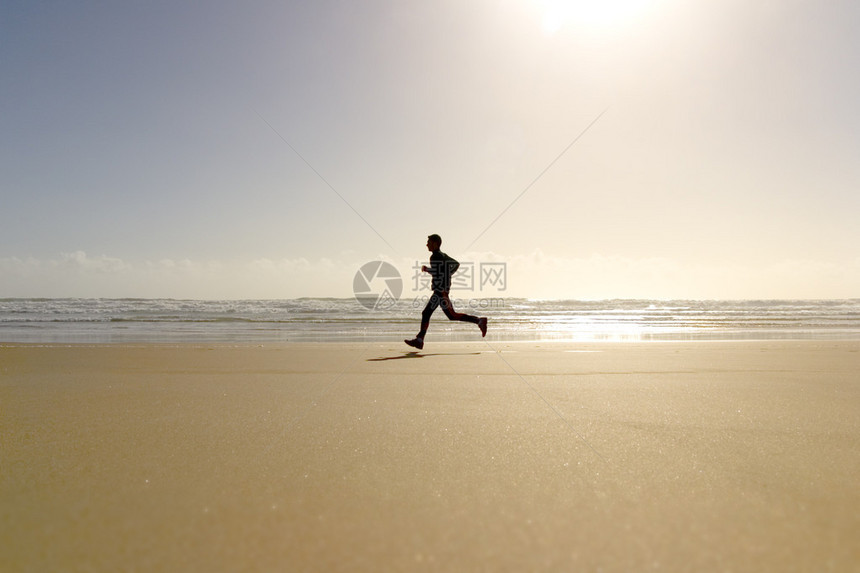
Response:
[1, 341, 858, 572]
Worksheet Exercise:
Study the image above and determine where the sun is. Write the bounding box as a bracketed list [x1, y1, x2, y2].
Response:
[540, 0, 652, 35]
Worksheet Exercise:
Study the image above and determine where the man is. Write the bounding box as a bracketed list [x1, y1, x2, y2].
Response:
[405, 234, 487, 350]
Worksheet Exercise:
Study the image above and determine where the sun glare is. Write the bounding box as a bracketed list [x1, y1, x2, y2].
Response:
[540, 0, 652, 34]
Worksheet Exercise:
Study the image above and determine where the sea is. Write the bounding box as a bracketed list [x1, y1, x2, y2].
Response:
[1, 298, 859, 344]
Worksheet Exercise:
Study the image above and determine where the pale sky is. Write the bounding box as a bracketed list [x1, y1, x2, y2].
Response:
[2, 0, 858, 299]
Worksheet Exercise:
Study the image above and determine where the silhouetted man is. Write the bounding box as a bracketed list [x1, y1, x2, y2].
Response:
[405, 234, 487, 350]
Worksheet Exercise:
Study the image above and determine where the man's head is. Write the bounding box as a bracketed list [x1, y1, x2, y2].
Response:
[426, 234, 442, 251]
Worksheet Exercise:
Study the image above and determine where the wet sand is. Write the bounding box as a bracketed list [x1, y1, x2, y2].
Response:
[1, 341, 858, 571]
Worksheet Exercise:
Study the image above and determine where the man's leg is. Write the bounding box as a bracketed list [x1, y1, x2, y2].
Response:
[439, 292, 479, 324]
[418, 293, 441, 338]
[405, 294, 440, 349]
[439, 292, 487, 336]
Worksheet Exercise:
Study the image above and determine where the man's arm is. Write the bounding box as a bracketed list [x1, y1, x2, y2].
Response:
[445, 255, 459, 276]
[424, 251, 443, 275]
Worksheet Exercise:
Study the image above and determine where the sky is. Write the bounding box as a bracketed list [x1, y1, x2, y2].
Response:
[2, 0, 858, 300]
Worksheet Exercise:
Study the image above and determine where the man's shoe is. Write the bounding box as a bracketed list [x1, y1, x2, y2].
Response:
[478, 317, 488, 337]
[405, 338, 424, 350]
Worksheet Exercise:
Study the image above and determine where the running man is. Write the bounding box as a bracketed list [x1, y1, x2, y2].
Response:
[405, 234, 487, 350]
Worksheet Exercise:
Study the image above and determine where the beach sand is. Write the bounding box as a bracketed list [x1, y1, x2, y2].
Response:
[2, 341, 858, 572]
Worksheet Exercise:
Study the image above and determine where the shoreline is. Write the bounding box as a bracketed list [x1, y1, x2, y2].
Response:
[2, 340, 858, 571]
[3, 334, 860, 347]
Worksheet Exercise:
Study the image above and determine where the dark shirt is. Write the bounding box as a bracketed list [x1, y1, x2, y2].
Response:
[429, 250, 459, 293]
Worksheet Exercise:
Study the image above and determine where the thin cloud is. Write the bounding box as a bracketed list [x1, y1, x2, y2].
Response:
[1, 252, 857, 300]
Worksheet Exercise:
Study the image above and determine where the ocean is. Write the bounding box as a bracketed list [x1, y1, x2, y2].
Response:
[1, 298, 859, 344]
